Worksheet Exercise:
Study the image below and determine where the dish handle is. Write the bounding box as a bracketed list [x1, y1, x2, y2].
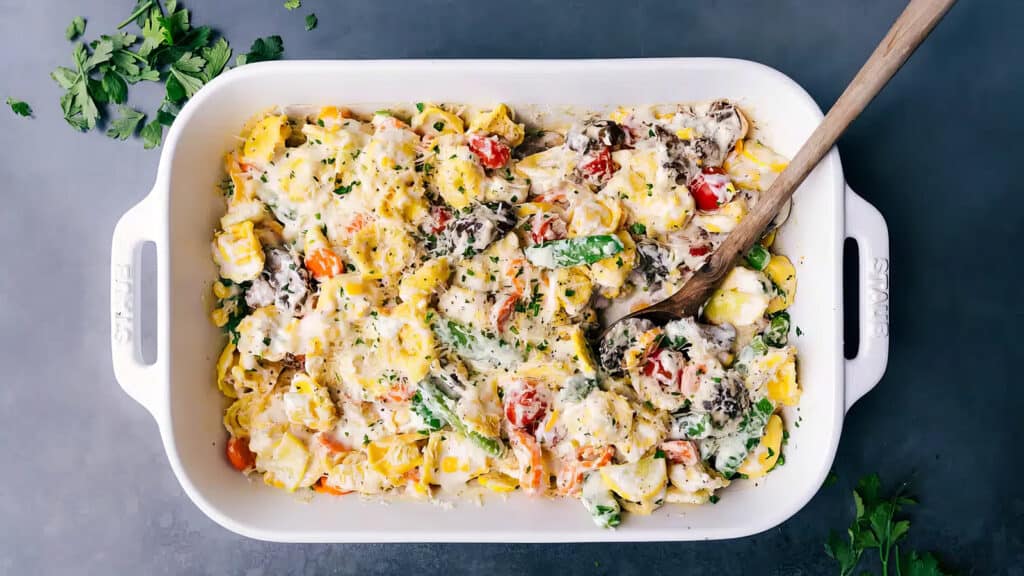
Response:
[110, 191, 166, 419]
[843, 186, 890, 411]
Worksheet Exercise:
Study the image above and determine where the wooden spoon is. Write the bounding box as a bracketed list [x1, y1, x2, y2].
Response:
[603, 0, 956, 335]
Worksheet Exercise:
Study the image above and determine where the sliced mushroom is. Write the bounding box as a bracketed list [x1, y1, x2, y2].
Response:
[566, 119, 629, 153]
[598, 317, 656, 376]
[434, 202, 517, 257]
[245, 247, 310, 314]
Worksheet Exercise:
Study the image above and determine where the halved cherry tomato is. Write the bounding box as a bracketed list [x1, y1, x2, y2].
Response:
[578, 147, 616, 183]
[305, 247, 344, 281]
[313, 477, 352, 496]
[491, 292, 519, 333]
[467, 133, 511, 169]
[642, 348, 687, 392]
[226, 436, 256, 471]
[690, 166, 733, 211]
[510, 429, 545, 495]
[660, 440, 699, 466]
[429, 205, 452, 234]
[529, 213, 566, 244]
[503, 379, 549, 432]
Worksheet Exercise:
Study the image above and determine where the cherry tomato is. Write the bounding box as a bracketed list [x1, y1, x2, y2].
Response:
[304, 247, 344, 281]
[660, 440, 699, 466]
[529, 214, 566, 244]
[578, 147, 616, 183]
[430, 205, 453, 234]
[467, 133, 511, 169]
[690, 166, 733, 211]
[503, 380, 549, 431]
[226, 436, 256, 471]
[642, 348, 686, 392]
[689, 244, 711, 257]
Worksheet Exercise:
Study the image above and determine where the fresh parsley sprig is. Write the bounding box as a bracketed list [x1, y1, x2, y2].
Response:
[825, 474, 951, 576]
[49, 0, 284, 149]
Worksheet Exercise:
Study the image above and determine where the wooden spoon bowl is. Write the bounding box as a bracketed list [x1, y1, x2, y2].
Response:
[601, 0, 955, 340]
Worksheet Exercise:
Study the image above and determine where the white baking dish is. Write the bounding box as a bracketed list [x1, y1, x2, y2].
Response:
[110, 58, 890, 542]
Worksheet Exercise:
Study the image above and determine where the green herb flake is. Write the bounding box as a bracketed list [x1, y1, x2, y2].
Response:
[236, 35, 284, 66]
[305, 13, 318, 31]
[66, 16, 87, 41]
[6, 98, 32, 117]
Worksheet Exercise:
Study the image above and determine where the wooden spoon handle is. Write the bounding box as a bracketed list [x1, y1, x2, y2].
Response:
[659, 0, 956, 318]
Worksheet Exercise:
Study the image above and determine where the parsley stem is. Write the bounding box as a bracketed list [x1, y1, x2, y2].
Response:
[120, 49, 149, 63]
[117, 0, 155, 30]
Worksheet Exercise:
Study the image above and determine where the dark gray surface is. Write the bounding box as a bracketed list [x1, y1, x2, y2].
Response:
[1, 0, 1020, 574]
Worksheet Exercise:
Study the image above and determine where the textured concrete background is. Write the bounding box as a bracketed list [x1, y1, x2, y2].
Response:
[0, 0, 1021, 574]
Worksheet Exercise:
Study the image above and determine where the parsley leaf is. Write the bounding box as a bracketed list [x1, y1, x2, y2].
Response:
[6, 98, 32, 117]
[236, 35, 284, 66]
[101, 71, 128, 104]
[199, 38, 231, 82]
[106, 106, 145, 140]
[284, 0, 301, 9]
[138, 7, 165, 57]
[140, 120, 163, 149]
[167, 51, 206, 101]
[66, 16, 87, 41]
[898, 551, 947, 576]
[305, 13, 318, 31]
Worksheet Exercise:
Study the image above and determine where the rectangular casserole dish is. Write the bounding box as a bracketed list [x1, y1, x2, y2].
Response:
[110, 58, 890, 542]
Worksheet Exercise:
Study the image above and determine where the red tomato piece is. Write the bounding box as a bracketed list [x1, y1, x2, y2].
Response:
[690, 166, 734, 211]
[642, 348, 687, 392]
[503, 379, 549, 432]
[578, 147, 616, 183]
[429, 205, 453, 234]
[467, 133, 511, 169]
[689, 244, 711, 257]
[529, 213, 566, 244]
